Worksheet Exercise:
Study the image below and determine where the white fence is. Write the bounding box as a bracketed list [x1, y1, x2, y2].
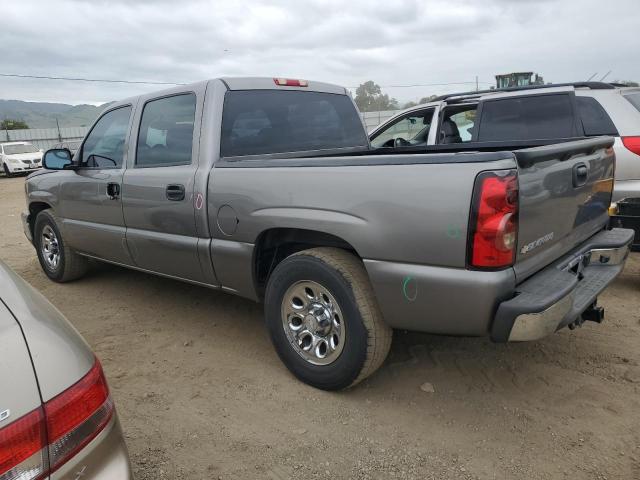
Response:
[0, 111, 396, 150]
[1, 127, 89, 151]
[360, 110, 401, 132]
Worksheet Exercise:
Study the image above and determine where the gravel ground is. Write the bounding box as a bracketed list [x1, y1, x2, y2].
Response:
[1, 175, 639, 479]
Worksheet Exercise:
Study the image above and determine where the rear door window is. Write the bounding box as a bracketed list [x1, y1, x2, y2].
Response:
[439, 105, 477, 143]
[220, 90, 368, 157]
[477, 94, 576, 141]
[624, 92, 640, 112]
[576, 96, 618, 136]
[136, 93, 197, 167]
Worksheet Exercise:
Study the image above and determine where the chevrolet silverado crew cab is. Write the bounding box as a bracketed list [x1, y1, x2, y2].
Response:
[22, 77, 633, 390]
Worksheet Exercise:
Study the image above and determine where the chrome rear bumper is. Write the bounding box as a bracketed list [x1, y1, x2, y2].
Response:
[492, 228, 633, 342]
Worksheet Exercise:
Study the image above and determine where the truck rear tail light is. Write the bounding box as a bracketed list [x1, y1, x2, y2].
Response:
[468, 170, 519, 269]
[273, 78, 308, 87]
[0, 358, 113, 480]
[622, 136, 640, 156]
[0, 408, 47, 480]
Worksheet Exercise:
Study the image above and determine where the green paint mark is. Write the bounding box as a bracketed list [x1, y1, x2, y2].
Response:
[402, 276, 418, 302]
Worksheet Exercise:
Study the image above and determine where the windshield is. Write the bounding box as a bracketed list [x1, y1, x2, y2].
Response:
[3, 144, 39, 155]
[624, 92, 640, 113]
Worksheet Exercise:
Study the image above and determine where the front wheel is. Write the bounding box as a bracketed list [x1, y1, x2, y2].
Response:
[264, 247, 392, 390]
[3, 164, 14, 178]
[34, 210, 88, 282]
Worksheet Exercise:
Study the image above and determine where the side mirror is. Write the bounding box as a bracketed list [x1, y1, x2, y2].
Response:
[43, 148, 74, 170]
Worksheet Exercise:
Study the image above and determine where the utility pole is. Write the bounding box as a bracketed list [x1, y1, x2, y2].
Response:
[475, 76, 479, 92]
[55, 118, 62, 142]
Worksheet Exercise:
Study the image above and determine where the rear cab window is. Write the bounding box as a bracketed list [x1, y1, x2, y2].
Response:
[220, 90, 368, 158]
[576, 96, 618, 136]
[477, 94, 577, 141]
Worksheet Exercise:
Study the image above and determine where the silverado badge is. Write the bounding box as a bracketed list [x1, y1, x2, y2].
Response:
[520, 232, 554, 254]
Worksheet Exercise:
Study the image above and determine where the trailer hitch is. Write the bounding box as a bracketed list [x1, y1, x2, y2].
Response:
[581, 303, 605, 324]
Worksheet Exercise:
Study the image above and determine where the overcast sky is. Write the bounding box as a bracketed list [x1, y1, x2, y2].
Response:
[1, 0, 638, 105]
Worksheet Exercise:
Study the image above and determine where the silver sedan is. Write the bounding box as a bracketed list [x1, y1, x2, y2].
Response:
[0, 259, 132, 479]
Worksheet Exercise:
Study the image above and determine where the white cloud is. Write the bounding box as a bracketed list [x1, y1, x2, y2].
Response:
[0, 0, 638, 104]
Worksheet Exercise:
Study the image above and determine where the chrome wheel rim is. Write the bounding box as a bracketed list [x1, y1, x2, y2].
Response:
[281, 280, 345, 366]
[41, 225, 60, 270]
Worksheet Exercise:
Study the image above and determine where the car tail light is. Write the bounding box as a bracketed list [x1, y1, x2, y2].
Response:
[0, 358, 113, 480]
[0, 408, 47, 480]
[273, 78, 308, 87]
[622, 136, 640, 156]
[468, 170, 519, 269]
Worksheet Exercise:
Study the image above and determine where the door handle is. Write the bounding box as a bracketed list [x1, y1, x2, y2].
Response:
[107, 182, 120, 200]
[573, 163, 589, 188]
[166, 184, 185, 201]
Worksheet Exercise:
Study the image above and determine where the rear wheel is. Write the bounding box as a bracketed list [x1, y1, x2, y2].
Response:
[34, 210, 88, 282]
[264, 247, 392, 390]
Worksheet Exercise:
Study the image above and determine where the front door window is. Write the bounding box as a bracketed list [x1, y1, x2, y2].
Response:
[81, 106, 132, 168]
[370, 110, 434, 148]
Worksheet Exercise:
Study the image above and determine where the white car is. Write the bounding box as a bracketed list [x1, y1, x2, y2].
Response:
[1, 141, 43, 176]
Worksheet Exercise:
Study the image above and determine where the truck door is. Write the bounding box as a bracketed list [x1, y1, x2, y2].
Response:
[58, 104, 134, 264]
[121, 91, 206, 283]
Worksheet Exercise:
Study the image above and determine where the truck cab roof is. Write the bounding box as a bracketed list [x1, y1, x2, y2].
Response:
[220, 77, 347, 95]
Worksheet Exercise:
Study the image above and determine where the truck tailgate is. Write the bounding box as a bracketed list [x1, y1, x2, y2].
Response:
[514, 137, 615, 282]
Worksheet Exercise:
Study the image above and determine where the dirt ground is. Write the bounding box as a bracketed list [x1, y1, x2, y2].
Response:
[1, 175, 639, 480]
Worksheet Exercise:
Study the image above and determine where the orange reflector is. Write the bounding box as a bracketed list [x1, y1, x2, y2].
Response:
[273, 78, 308, 87]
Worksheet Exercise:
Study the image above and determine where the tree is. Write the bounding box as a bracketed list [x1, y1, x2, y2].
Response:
[1, 119, 29, 130]
[612, 80, 639, 87]
[418, 95, 438, 104]
[354, 81, 399, 112]
[402, 101, 419, 109]
[401, 95, 439, 109]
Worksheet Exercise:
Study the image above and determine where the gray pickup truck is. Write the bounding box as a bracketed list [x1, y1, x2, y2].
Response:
[23, 77, 633, 390]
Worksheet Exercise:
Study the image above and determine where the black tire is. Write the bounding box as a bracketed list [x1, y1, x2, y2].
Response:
[3, 164, 14, 178]
[264, 247, 392, 390]
[34, 210, 88, 282]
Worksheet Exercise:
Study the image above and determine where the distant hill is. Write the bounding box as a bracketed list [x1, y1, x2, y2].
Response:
[0, 99, 112, 129]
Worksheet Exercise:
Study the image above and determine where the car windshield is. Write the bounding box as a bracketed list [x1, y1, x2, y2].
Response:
[3, 144, 39, 155]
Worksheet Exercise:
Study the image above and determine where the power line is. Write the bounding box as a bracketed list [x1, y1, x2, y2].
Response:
[0, 72, 185, 85]
[0, 72, 494, 89]
[346, 81, 493, 89]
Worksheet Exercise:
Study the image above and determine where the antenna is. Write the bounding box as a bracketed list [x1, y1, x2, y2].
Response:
[586, 72, 598, 81]
[599, 70, 612, 82]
